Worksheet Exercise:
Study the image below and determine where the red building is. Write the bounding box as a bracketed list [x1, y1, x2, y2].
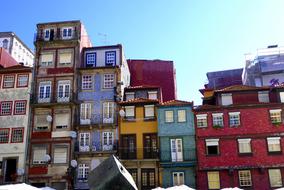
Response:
[195, 85, 284, 189]
[127, 59, 176, 102]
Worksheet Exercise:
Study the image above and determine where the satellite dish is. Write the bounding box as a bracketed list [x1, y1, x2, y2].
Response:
[46, 115, 52, 123]
[17, 168, 24, 175]
[71, 160, 78, 168]
[44, 154, 51, 162]
[70, 131, 77, 138]
[119, 110, 125, 117]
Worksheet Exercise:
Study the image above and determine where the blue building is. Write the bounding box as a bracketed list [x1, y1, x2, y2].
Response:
[75, 44, 130, 189]
[157, 100, 196, 188]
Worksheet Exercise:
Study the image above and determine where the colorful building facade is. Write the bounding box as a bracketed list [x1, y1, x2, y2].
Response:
[119, 86, 161, 190]
[157, 100, 196, 188]
[28, 20, 91, 190]
[0, 55, 32, 184]
[195, 85, 284, 189]
[75, 44, 130, 189]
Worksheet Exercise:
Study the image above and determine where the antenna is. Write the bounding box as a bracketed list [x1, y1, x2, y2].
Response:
[98, 33, 109, 45]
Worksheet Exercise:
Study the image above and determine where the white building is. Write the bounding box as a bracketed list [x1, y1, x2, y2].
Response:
[0, 32, 34, 67]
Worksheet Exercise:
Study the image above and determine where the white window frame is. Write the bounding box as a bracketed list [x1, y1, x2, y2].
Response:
[103, 74, 115, 89]
[258, 91, 269, 103]
[165, 110, 174, 123]
[229, 112, 240, 127]
[57, 80, 70, 102]
[238, 138, 252, 154]
[80, 103, 92, 124]
[221, 93, 233, 106]
[125, 106, 135, 118]
[269, 109, 282, 124]
[206, 139, 219, 155]
[177, 109, 186, 122]
[268, 169, 283, 187]
[44, 29, 50, 40]
[62, 27, 73, 39]
[38, 81, 51, 103]
[54, 113, 69, 130]
[196, 114, 207, 128]
[238, 170, 252, 187]
[280, 92, 284, 103]
[82, 75, 92, 90]
[103, 102, 114, 123]
[212, 113, 224, 127]
[53, 146, 68, 164]
[86, 52, 96, 66]
[79, 133, 90, 152]
[102, 131, 114, 151]
[148, 91, 158, 100]
[171, 138, 183, 162]
[40, 53, 53, 67]
[172, 172, 184, 186]
[32, 146, 47, 164]
[207, 171, 220, 189]
[125, 92, 135, 101]
[267, 137, 281, 152]
[78, 164, 89, 181]
[144, 105, 155, 118]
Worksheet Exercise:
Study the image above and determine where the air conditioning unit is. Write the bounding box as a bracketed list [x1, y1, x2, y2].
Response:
[80, 119, 91, 125]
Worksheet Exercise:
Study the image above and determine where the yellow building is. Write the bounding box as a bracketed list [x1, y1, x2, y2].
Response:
[119, 98, 159, 190]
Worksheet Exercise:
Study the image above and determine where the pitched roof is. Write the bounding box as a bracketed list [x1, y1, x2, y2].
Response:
[125, 85, 160, 90]
[118, 98, 159, 105]
[215, 85, 271, 92]
[159, 99, 193, 106]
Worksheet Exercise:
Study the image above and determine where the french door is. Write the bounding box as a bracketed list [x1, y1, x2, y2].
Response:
[171, 139, 183, 162]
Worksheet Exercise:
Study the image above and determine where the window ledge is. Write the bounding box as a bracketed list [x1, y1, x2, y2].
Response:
[268, 151, 282, 155]
[238, 153, 253, 157]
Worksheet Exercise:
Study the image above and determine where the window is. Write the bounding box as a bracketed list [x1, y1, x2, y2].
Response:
[3, 75, 15, 88]
[207, 171, 220, 189]
[125, 106, 135, 119]
[268, 169, 282, 187]
[40, 53, 53, 67]
[38, 81, 51, 103]
[229, 112, 240, 127]
[178, 110, 186, 122]
[0, 101, 12, 115]
[148, 91, 157, 100]
[58, 51, 72, 66]
[171, 139, 183, 162]
[172, 172, 184, 186]
[212, 113, 224, 127]
[269, 109, 282, 124]
[105, 51, 116, 66]
[54, 113, 69, 129]
[165, 110, 174, 123]
[34, 114, 50, 131]
[267, 137, 281, 153]
[44, 29, 50, 40]
[143, 134, 158, 159]
[103, 74, 115, 88]
[125, 92, 135, 101]
[206, 139, 219, 155]
[238, 139, 252, 154]
[11, 128, 24, 143]
[86, 53, 96, 67]
[32, 146, 47, 164]
[280, 92, 284, 103]
[79, 133, 90, 152]
[57, 80, 70, 102]
[80, 103, 92, 124]
[221, 93, 232, 105]
[196, 114, 207, 128]
[103, 132, 113, 150]
[238, 170, 252, 187]
[53, 146, 68, 164]
[2, 39, 8, 49]
[258, 91, 269, 103]
[62, 28, 72, 39]
[144, 105, 154, 118]
[103, 102, 114, 123]
[82, 75, 92, 90]
[17, 74, 29, 87]
[141, 169, 155, 189]
[78, 164, 89, 181]
[0, 129, 9, 143]
[128, 169, 138, 185]
[14, 100, 27, 115]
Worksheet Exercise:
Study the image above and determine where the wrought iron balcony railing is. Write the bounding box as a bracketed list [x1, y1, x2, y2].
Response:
[118, 147, 159, 159]
[34, 30, 79, 43]
[75, 141, 118, 153]
[31, 92, 77, 104]
[78, 113, 118, 126]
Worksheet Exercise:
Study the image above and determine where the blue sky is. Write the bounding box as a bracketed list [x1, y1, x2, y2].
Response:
[2, 0, 284, 104]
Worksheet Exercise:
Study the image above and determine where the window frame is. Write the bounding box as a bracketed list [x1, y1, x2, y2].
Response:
[78, 163, 89, 181]
[144, 105, 155, 119]
[237, 138, 252, 155]
[206, 139, 220, 156]
[86, 52, 96, 67]
[58, 50, 73, 66]
[81, 75, 93, 90]
[177, 109, 186, 123]
[267, 137, 281, 154]
[0, 128, 10, 143]
[196, 114, 207, 128]
[212, 113, 224, 127]
[165, 110, 174, 123]
[125, 92, 135, 101]
[40, 52, 54, 67]
[258, 91, 269, 103]
[32, 145, 48, 165]
[148, 91, 158, 100]
[11, 127, 24, 143]
[269, 109, 282, 124]
[268, 168, 283, 188]
[0, 101, 13, 116]
[172, 172, 185, 186]
[125, 106, 135, 119]
[80, 103, 92, 121]
[238, 170, 252, 187]
[221, 93, 233, 106]
[105, 51, 116, 66]
[52, 145, 68, 164]
[103, 73, 115, 89]
[207, 171, 220, 189]
[229, 112, 241, 127]
[3, 75, 15, 88]
[62, 27, 73, 39]
[16, 74, 29, 88]
[14, 100, 27, 115]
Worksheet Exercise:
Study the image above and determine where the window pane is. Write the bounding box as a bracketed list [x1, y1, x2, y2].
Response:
[54, 147, 67, 163]
[12, 128, 23, 143]
[239, 170, 252, 187]
[178, 110, 186, 122]
[207, 171, 220, 189]
[17, 74, 28, 87]
[104, 74, 114, 88]
[0, 129, 9, 143]
[165, 111, 174, 122]
[269, 169, 282, 187]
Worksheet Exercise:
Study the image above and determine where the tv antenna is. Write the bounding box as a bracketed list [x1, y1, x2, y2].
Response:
[98, 33, 109, 45]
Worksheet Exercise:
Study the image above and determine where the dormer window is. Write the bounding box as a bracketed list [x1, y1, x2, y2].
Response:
[221, 93, 232, 106]
[86, 52, 96, 67]
[148, 91, 157, 100]
[105, 51, 116, 66]
[125, 92, 135, 101]
[62, 27, 73, 39]
[258, 91, 269, 103]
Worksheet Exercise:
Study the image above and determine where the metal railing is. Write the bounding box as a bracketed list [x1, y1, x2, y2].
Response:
[159, 149, 196, 162]
[78, 113, 118, 126]
[75, 141, 118, 153]
[118, 147, 159, 159]
[31, 92, 77, 104]
[34, 30, 79, 43]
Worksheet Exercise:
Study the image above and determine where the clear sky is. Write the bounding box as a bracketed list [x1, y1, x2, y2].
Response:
[2, 0, 284, 105]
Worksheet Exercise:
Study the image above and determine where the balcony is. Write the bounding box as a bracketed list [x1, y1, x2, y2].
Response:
[34, 30, 79, 43]
[75, 141, 118, 154]
[79, 113, 117, 127]
[31, 92, 77, 105]
[159, 149, 197, 166]
[119, 148, 159, 160]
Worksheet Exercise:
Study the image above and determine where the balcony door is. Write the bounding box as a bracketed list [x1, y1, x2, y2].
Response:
[171, 139, 183, 162]
[103, 102, 114, 123]
[79, 133, 90, 152]
[143, 134, 157, 159]
[57, 80, 70, 102]
[121, 135, 136, 159]
[102, 132, 113, 151]
[38, 81, 51, 103]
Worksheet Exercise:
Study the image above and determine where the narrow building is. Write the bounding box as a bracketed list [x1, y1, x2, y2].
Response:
[74, 44, 130, 189]
[0, 49, 32, 184]
[195, 85, 284, 189]
[118, 86, 161, 190]
[157, 100, 196, 188]
[28, 20, 91, 189]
